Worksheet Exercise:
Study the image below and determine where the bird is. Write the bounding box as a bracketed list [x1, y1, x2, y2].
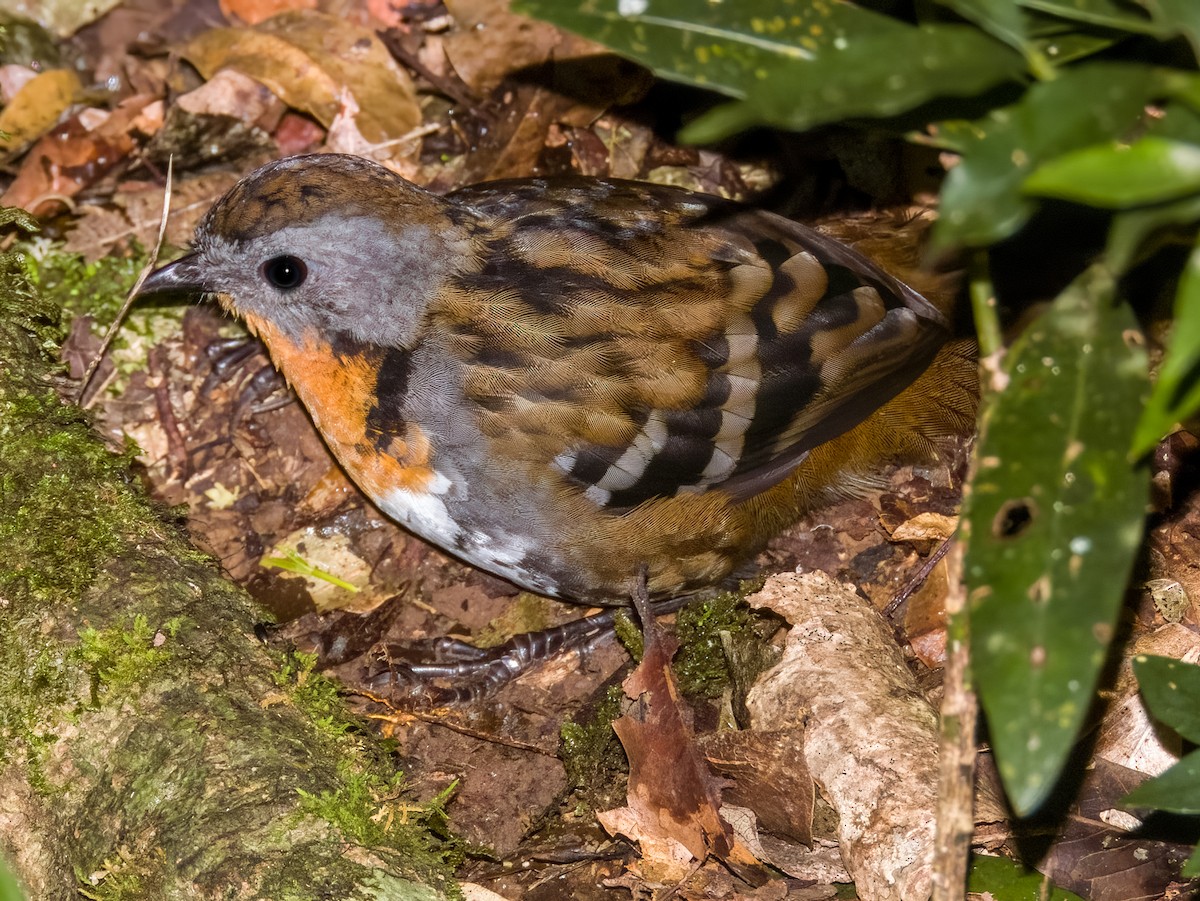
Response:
[139, 152, 976, 608]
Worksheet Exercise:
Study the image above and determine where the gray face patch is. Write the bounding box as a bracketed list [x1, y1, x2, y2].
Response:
[199, 214, 465, 349]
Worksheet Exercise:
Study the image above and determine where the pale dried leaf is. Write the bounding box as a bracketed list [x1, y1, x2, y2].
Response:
[182, 10, 419, 145]
[0, 68, 80, 160]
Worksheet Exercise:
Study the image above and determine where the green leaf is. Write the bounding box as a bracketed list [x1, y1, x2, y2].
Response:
[937, 0, 1046, 66]
[1132, 655, 1200, 743]
[934, 63, 1175, 249]
[261, 549, 361, 593]
[0, 856, 23, 901]
[968, 854, 1086, 900]
[681, 24, 1023, 142]
[517, 0, 1022, 140]
[1023, 136, 1200, 207]
[965, 264, 1150, 815]
[1106, 193, 1200, 273]
[1028, 23, 1119, 66]
[1135, 0, 1200, 59]
[512, 0, 906, 99]
[1133, 236, 1200, 455]
[1186, 843, 1200, 878]
[1123, 748, 1200, 812]
[1019, 0, 1161, 33]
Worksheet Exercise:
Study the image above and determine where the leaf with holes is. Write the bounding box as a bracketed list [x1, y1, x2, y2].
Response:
[963, 264, 1150, 815]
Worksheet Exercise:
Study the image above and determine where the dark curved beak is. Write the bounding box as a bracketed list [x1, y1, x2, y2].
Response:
[137, 252, 209, 298]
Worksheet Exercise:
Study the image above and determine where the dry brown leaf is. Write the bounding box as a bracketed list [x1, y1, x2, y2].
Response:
[0, 95, 153, 215]
[889, 512, 958, 543]
[220, 0, 317, 25]
[1095, 622, 1199, 777]
[700, 729, 813, 846]
[1036, 757, 1195, 901]
[175, 68, 285, 130]
[62, 205, 139, 262]
[442, 0, 602, 93]
[1, 0, 122, 37]
[598, 618, 759, 884]
[181, 10, 419, 146]
[0, 68, 81, 161]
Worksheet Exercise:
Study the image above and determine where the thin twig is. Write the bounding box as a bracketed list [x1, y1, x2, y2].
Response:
[77, 155, 174, 408]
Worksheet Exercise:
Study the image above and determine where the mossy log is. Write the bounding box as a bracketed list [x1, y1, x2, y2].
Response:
[0, 238, 455, 899]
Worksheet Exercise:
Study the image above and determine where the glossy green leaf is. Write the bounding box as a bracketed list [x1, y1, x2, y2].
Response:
[1023, 136, 1200, 207]
[513, 0, 905, 99]
[1123, 748, 1200, 812]
[1107, 192, 1200, 272]
[1135, 0, 1200, 59]
[965, 264, 1150, 815]
[1132, 655, 1200, 743]
[938, 0, 1040, 59]
[968, 854, 1086, 900]
[517, 0, 1022, 140]
[934, 63, 1172, 249]
[681, 24, 1023, 142]
[1019, 0, 1161, 33]
[1132, 237, 1200, 456]
[1029, 27, 1118, 65]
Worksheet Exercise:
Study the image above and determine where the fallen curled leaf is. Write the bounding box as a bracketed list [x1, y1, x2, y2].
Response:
[598, 613, 760, 883]
[6, 0, 122, 37]
[699, 729, 813, 846]
[889, 512, 958, 543]
[443, 0, 604, 93]
[0, 68, 81, 161]
[1, 95, 156, 216]
[181, 10, 420, 146]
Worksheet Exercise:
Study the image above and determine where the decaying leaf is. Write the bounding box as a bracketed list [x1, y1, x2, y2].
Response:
[598, 610, 759, 883]
[1, 95, 159, 216]
[181, 10, 419, 146]
[0, 68, 80, 161]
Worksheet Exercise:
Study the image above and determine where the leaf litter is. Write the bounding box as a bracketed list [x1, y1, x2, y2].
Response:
[7, 0, 1197, 897]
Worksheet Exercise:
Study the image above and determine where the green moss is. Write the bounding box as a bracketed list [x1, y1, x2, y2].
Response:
[76, 615, 184, 700]
[19, 240, 147, 324]
[18, 239, 195, 387]
[673, 581, 770, 699]
[611, 608, 642, 661]
[273, 650, 353, 739]
[559, 684, 626, 799]
[297, 761, 407, 846]
[273, 650, 465, 875]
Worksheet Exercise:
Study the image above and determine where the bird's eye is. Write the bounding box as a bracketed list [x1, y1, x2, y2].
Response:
[261, 255, 307, 290]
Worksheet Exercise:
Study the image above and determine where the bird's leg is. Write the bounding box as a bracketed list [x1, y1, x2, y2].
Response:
[200, 337, 293, 429]
[364, 591, 694, 707]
